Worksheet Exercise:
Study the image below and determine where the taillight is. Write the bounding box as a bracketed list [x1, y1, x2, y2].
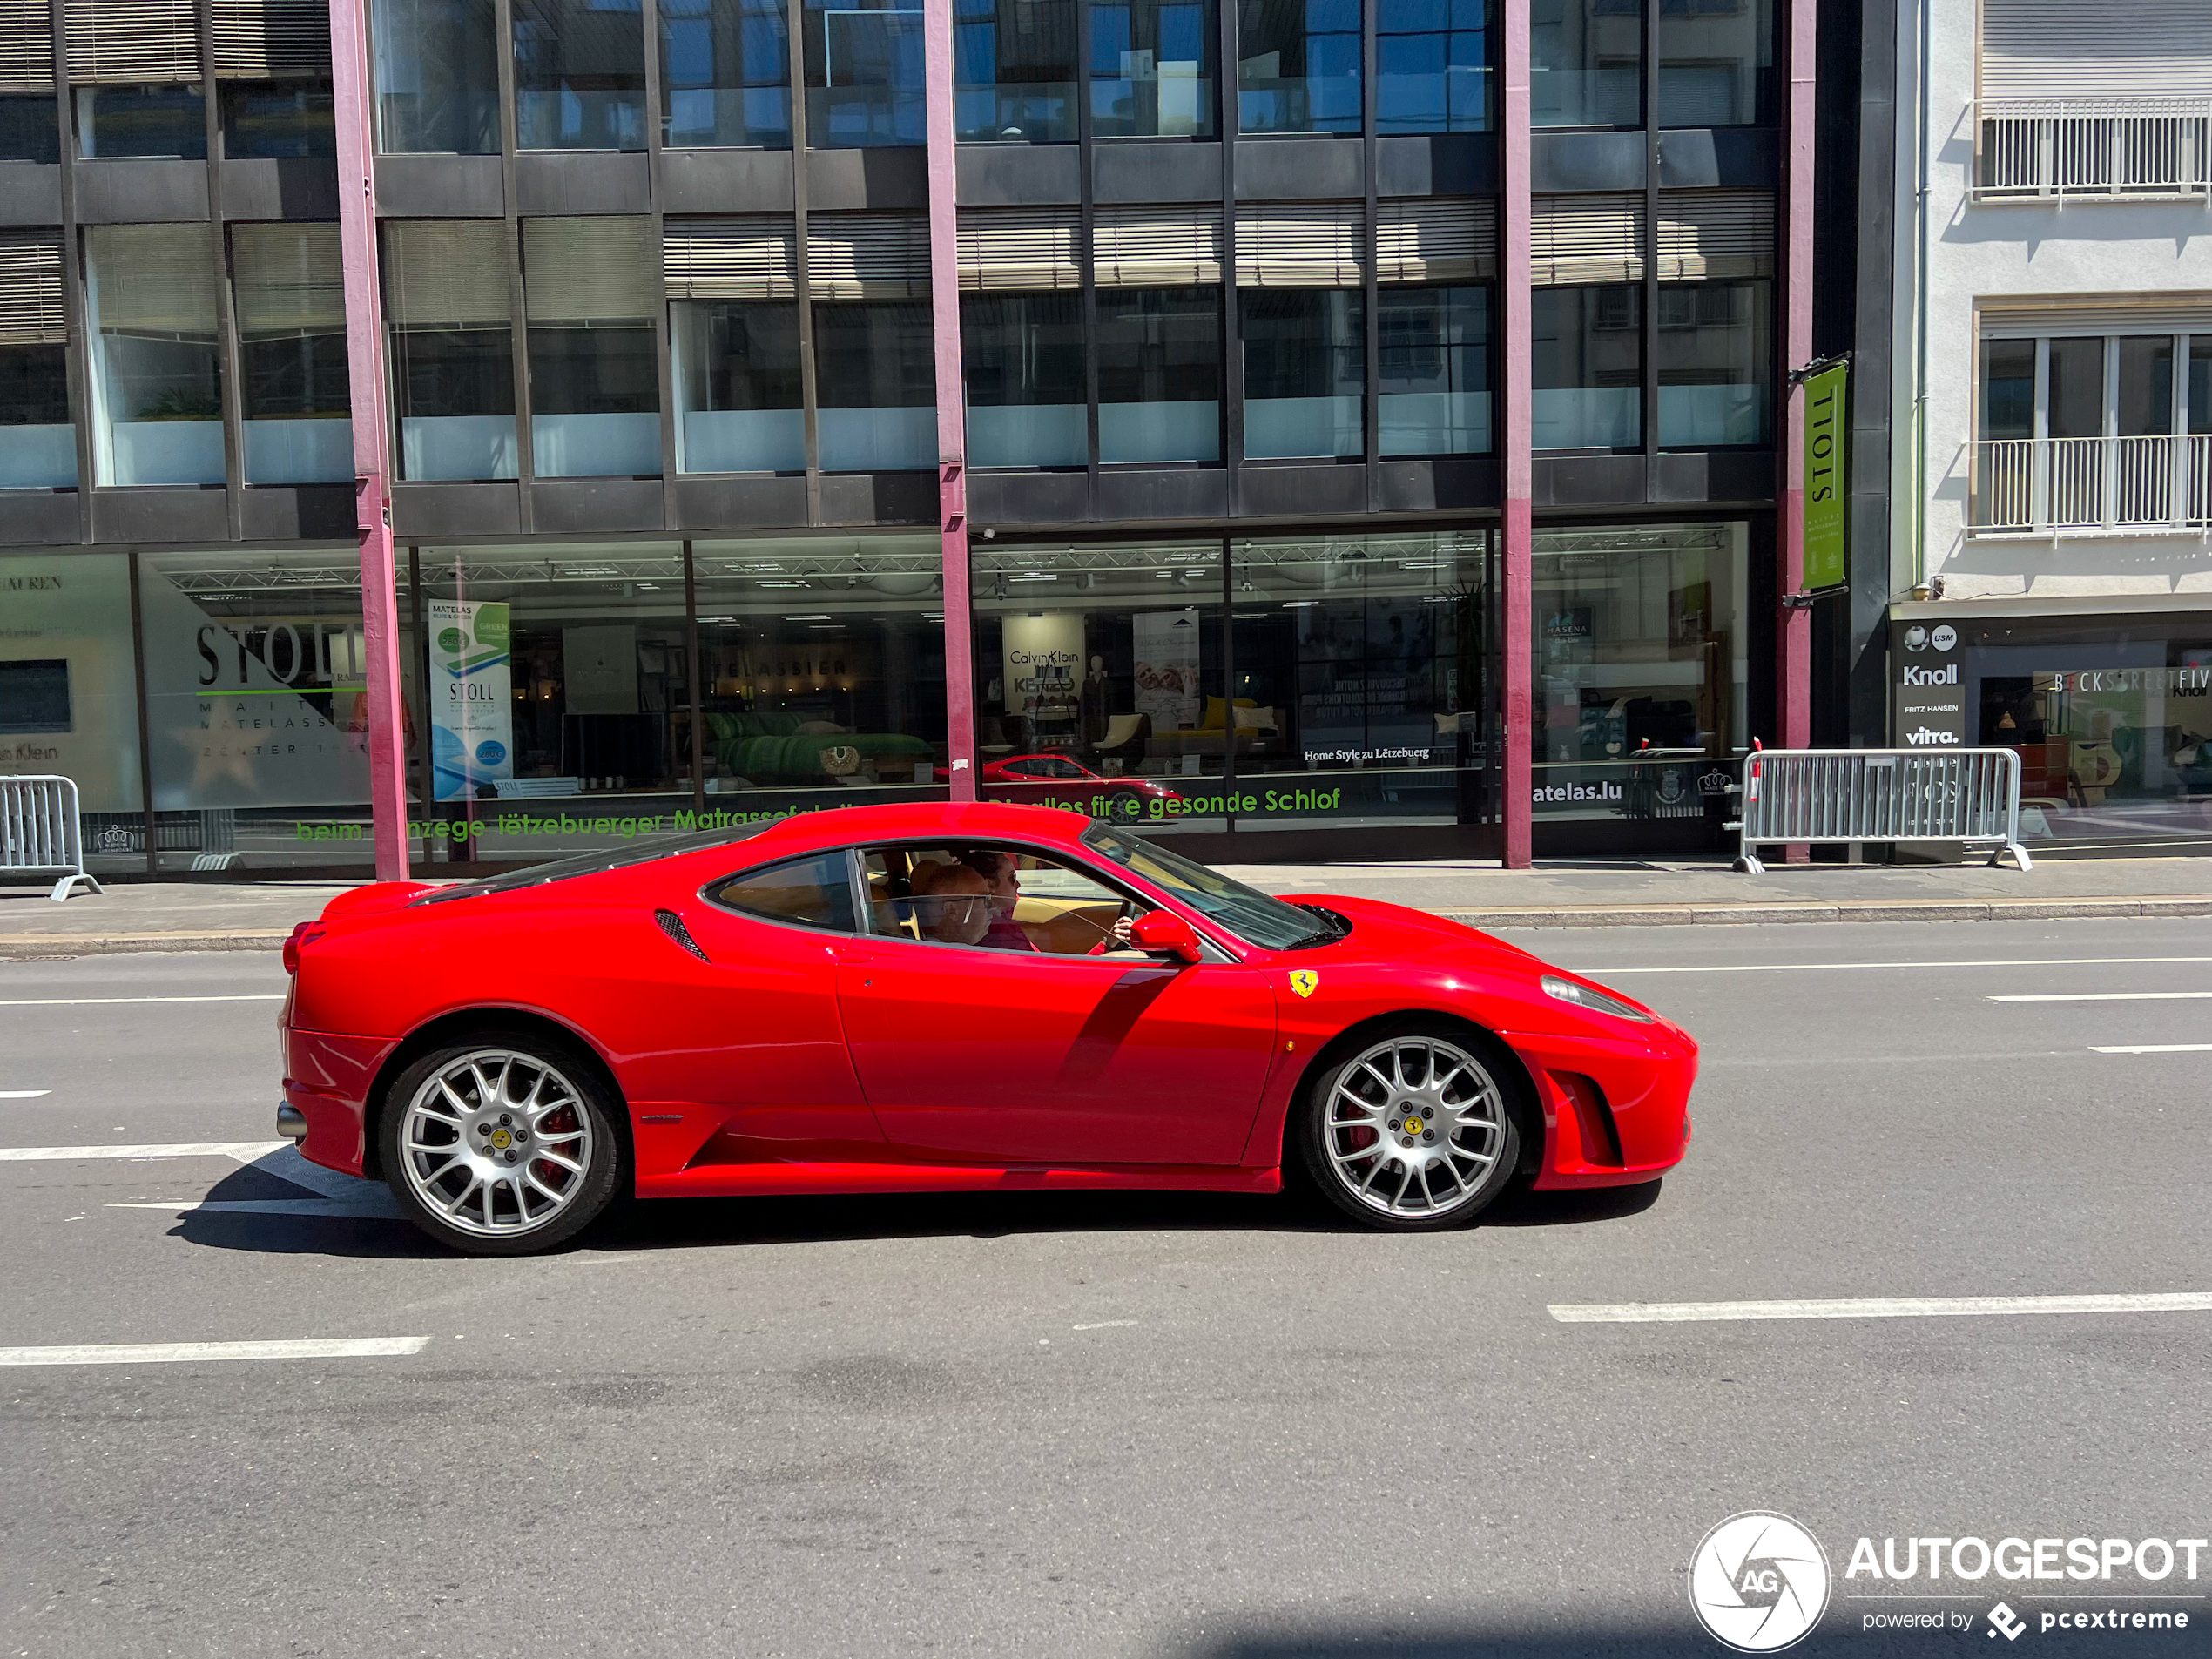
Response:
[282, 921, 326, 974]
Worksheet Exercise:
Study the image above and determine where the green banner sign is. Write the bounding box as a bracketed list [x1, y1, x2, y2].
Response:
[1803, 360, 1848, 590]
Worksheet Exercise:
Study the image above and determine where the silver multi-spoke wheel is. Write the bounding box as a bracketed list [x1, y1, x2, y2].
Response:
[397, 1049, 597, 1239]
[1320, 1034, 1508, 1220]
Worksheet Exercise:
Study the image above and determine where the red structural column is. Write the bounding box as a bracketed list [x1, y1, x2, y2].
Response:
[924, 0, 978, 803]
[1778, 0, 1815, 752]
[330, 0, 409, 880]
[1500, 0, 1534, 868]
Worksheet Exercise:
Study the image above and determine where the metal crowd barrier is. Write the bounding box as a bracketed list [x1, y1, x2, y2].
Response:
[1, 774, 104, 901]
[1733, 748, 2033, 874]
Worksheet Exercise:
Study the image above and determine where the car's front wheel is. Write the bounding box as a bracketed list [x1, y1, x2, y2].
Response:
[381, 1036, 624, 1255]
[1106, 787, 1146, 825]
[1297, 1021, 1523, 1231]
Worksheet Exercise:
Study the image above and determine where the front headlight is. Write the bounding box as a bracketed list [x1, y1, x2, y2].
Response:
[1541, 974, 1653, 1023]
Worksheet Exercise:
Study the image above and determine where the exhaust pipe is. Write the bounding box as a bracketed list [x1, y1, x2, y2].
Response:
[276, 1103, 308, 1142]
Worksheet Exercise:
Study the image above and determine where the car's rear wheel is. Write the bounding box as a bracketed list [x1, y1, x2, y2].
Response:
[1106, 787, 1145, 825]
[381, 1037, 623, 1256]
[1298, 1021, 1522, 1231]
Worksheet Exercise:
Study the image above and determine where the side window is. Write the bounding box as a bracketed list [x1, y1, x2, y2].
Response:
[861, 843, 1143, 956]
[705, 850, 857, 932]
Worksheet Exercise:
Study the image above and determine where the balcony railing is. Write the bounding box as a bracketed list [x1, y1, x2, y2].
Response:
[1971, 435, 2212, 533]
[1974, 100, 2212, 200]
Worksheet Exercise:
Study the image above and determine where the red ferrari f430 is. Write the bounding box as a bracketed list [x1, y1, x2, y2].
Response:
[278, 805, 1696, 1254]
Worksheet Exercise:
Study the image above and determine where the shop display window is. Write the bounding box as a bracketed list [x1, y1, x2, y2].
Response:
[956, 0, 1080, 142]
[1089, 0, 1216, 137]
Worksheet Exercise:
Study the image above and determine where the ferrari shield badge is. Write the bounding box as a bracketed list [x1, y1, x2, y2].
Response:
[1289, 970, 1320, 999]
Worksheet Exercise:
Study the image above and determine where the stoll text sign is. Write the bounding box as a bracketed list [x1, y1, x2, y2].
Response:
[1802, 361, 1848, 590]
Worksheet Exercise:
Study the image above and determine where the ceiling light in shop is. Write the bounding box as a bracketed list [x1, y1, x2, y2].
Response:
[782, 614, 833, 621]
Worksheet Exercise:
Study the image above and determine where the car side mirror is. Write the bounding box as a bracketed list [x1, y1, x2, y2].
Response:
[1130, 909, 1202, 963]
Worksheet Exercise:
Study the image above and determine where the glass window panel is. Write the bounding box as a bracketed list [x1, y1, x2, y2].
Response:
[2189, 337, 2212, 436]
[1241, 287, 1364, 459]
[863, 844, 1132, 952]
[1533, 522, 1750, 833]
[375, 0, 502, 152]
[0, 95, 61, 164]
[1531, 0, 1639, 128]
[1231, 530, 1492, 829]
[1376, 0, 1489, 134]
[84, 224, 224, 488]
[672, 300, 805, 472]
[384, 219, 518, 482]
[232, 222, 354, 485]
[221, 82, 335, 158]
[1237, 0, 1362, 133]
[1378, 284, 1491, 455]
[1532, 283, 1640, 449]
[75, 86, 207, 158]
[1096, 285, 1221, 464]
[813, 300, 936, 469]
[957, 0, 1078, 141]
[971, 541, 1229, 808]
[2115, 335, 2175, 438]
[661, 0, 792, 146]
[1980, 338, 2034, 441]
[514, 0, 649, 150]
[522, 217, 661, 477]
[1656, 278, 1769, 448]
[0, 345, 78, 489]
[2046, 336, 2103, 441]
[1089, 0, 1216, 137]
[707, 851, 859, 929]
[1656, 0, 1770, 127]
[804, 0, 926, 147]
[962, 291, 1086, 468]
[692, 532, 948, 809]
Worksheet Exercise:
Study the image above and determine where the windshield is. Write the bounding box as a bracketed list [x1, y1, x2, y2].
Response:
[415, 818, 785, 905]
[1082, 824, 1339, 950]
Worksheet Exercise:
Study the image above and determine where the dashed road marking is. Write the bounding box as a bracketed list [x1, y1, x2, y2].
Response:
[0, 1141, 284, 1162]
[1991, 992, 2212, 1002]
[1071, 1320, 1141, 1332]
[0, 1090, 51, 1099]
[0, 995, 287, 1006]
[1548, 1292, 2212, 1324]
[2088, 1043, 2212, 1054]
[1589, 955, 2212, 976]
[0, 1338, 430, 1366]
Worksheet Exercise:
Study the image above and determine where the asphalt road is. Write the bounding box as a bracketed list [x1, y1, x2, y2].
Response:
[3, 919, 2209, 1658]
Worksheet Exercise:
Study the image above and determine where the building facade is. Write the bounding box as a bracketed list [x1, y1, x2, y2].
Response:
[1871, 0, 2212, 851]
[0, 0, 1817, 878]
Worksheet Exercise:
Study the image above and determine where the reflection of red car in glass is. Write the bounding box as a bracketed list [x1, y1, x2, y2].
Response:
[965, 755, 1184, 824]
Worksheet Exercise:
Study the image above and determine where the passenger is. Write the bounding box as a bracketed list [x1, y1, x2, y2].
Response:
[916, 863, 994, 946]
[961, 848, 1137, 956]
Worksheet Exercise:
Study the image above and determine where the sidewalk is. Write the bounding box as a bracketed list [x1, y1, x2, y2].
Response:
[4, 855, 2210, 957]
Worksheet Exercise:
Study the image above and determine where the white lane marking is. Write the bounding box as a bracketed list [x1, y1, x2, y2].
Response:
[0, 995, 287, 1006]
[0, 1141, 285, 1162]
[1587, 955, 2212, 976]
[0, 1090, 51, 1099]
[0, 1337, 429, 1366]
[1071, 1319, 1141, 1332]
[1549, 1291, 2212, 1324]
[113, 1195, 404, 1219]
[1991, 991, 2212, 1001]
[2089, 1043, 2212, 1054]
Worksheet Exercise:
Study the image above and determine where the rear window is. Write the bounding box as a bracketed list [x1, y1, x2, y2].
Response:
[705, 851, 858, 933]
[414, 818, 785, 906]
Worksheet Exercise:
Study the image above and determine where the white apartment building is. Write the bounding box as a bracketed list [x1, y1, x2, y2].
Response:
[1887, 0, 2212, 846]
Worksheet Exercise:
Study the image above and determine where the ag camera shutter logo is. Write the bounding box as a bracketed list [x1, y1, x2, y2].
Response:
[1689, 1513, 1831, 1652]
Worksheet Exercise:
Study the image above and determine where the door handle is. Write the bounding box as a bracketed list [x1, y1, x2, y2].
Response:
[838, 948, 876, 965]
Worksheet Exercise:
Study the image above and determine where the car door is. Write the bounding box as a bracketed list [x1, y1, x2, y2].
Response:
[833, 844, 1277, 1166]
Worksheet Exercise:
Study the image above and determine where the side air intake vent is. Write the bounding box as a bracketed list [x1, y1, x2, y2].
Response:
[654, 908, 710, 962]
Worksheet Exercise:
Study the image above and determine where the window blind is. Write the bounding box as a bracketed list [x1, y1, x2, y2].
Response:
[383, 220, 512, 327]
[1980, 0, 2212, 100]
[84, 223, 217, 335]
[1091, 205, 1222, 287]
[231, 222, 345, 337]
[212, 0, 332, 78]
[1376, 199, 1497, 285]
[523, 216, 658, 323]
[1656, 191, 1774, 280]
[957, 207, 1081, 293]
[664, 216, 797, 300]
[1981, 299, 2212, 335]
[0, 0, 56, 90]
[0, 230, 65, 347]
[65, 0, 199, 83]
[1235, 201, 1366, 287]
[805, 214, 929, 300]
[1531, 193, 1646, 286]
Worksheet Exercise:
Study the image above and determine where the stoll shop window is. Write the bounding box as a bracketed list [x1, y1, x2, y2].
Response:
[955, 0, 1079, 142]
[0, 552, 145, 874]
[1533, 522, 1748, 849]
[84, 224, 226, 488]
[384, 219, 518, 482]
[138, 548, 394, 871]
[522, 217, 663, 478]
[0, 232, 77, 490]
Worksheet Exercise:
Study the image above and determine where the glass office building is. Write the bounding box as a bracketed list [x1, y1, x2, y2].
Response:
[0, 0, 1804, 873]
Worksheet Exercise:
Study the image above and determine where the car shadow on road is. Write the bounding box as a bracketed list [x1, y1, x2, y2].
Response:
[161, 1157, 1661, 1258]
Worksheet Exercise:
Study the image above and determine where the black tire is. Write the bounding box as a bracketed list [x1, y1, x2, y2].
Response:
[380, 1032, 625, 1256]
[1295, 1016, 1527, 1232]
[1107, 787, 1145, 825]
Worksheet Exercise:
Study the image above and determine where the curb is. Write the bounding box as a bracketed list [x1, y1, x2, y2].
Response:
[0, 930, 292, 960]
[1435, 896, 2212, 929]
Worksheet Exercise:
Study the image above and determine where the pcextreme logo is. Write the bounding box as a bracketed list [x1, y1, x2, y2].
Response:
[1689, 1513, 1832, 1653]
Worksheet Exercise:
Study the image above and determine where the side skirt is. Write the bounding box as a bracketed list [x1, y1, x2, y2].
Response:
[636, 1162, 1285, 1201]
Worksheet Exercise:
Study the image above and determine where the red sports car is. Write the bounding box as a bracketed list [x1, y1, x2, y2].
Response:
[277, 804, 1696, 1255]
[954, 755, 1182, 822]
